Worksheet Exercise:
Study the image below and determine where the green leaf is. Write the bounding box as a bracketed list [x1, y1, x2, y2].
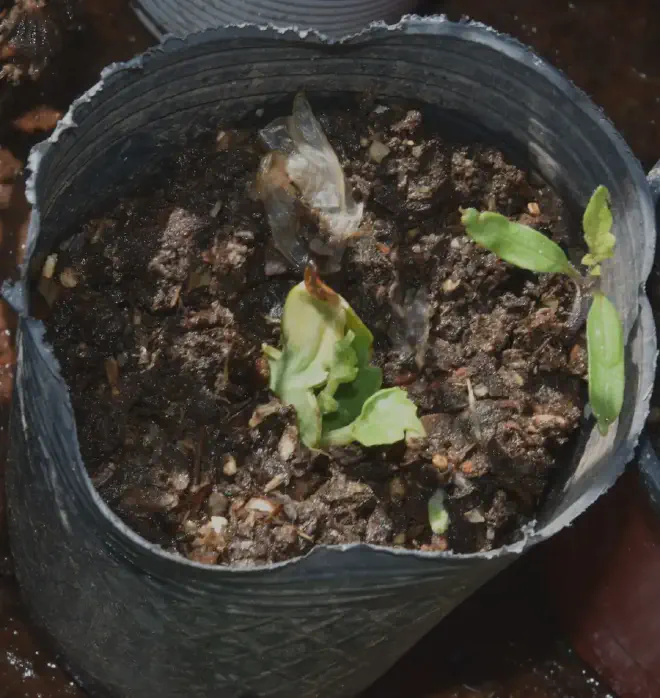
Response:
[286, 388, 323, 449]
[263, 345, 281, 361]
[461, 208, 575, 276]
[317, 392, 339, 415]
[265, 280, 424, 450]
[321, 306, 383, 431]
[321, 365, 383, 432]
[317, 330, 359, 415]
[264, 281, 347, 447]
[321, 387, 426, 448]
[272, 281, 346, 390]
[344, 304, 375, 367]
[582, 185, 615, 270]
[428, 489, 450, 535]
[586, 292, 625, 435]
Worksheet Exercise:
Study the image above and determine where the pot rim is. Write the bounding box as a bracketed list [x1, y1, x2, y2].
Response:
[13, 15, 657, 577]
[132, 0, 421, 39]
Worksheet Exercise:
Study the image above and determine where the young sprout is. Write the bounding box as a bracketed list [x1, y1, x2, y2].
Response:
[459, 208, 580, 279]
[581, 185, 615, 277]
[461, 186, 624, 436]
[259, 94, 364, 271]
[428, 489, 450, 535]
[262, 267, 426, 449]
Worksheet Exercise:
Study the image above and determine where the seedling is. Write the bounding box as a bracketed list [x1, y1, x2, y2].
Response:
[428, 489, 450, 535]
[461, 186, 624, 435]
[263, 267, 426, 449]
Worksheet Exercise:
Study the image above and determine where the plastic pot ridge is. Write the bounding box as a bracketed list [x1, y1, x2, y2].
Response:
[4, 17, 657, 698]
[131, 0, 420, 39]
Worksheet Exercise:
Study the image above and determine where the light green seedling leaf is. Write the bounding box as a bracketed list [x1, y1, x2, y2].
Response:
[264, 281, 347, 447]
[265, 281, 345, 390]
[582, 186, 615, 276]
[428, 489, 450, 535]
[344, 304, 375, 367]
[586, 292, 625, 435]
[265, 278, 425, 450]
[317, 331, 359, 415]
[321, 387, 426, 448]
[322, 304, 383, 431]
[461, 208, 577, 277]
[286, 387, 323, 449]
[321, 365, 383, 433]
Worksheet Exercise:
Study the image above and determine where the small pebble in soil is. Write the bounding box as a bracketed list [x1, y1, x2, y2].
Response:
[222, 456, 238, 477]
[58, 267, 79, 288]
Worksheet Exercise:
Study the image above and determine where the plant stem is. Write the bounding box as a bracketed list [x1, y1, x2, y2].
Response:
[564, 278, 591, 336]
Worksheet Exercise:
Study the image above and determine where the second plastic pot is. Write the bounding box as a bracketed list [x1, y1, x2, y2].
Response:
[5, 17, 657, 698]
[132, 0, 420, 39]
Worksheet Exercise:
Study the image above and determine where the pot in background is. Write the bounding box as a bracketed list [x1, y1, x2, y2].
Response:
[132, 0, 419, 39]
[549, 165, 660, 698]
[4, 17, 657, 698]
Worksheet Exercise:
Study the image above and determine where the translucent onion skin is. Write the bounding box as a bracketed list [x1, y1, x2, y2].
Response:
[258, 94, 364, 272]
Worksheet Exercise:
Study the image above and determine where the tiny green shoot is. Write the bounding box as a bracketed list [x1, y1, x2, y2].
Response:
[581, 185, 616, 276]
[428, 489, 450, 535]
[461, 186, 624, 436]
[263, 270, 426, 449]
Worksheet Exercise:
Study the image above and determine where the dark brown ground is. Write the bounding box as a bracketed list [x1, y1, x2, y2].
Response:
[3, 0, 660, 695]
[45, 97, 585, 566]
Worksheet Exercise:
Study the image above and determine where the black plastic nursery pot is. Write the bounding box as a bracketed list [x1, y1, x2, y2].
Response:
[640, 433, 660, 518]
[132, 0, 419, 39]
[4, 17, 658, 698]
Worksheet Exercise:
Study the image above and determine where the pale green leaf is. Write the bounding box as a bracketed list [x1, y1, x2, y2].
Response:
[321, 306, 382, 430]
[582, 185, 615, 268]
[461, 208, 575, 276]
[428, 489, 450, 535]
[321, 365, 383, 433]
[272, 281, 345, 389]
[265, 281, 423, 450]
[264, 281, 346, 447]
[285, 388, 322, 449]
[317, 392, 339, 415]
[344, 304, 375, 367]
[586, 292, 625, 435]
[262, 344, 281, 361]
[581, 253, 602, 276]
[321, 387, 426, 448]
[317, 330, 359, 415]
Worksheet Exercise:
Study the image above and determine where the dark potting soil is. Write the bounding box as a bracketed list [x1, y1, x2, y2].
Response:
[45, 96, 587, 566]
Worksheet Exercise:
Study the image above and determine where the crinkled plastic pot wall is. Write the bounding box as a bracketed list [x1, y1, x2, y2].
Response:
[132, 0, 419, 38]
[4, 17, 657, 698]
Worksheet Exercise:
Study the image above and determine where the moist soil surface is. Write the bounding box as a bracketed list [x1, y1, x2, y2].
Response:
[46, 95, 587, 567]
